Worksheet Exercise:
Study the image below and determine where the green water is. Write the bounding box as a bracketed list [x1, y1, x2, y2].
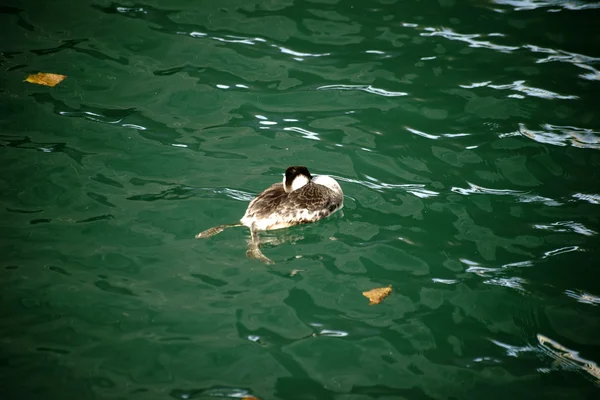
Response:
[2, 0, 600, 398]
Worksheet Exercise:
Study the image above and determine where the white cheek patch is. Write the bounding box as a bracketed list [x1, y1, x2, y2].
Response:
[291, 175, 310, 191]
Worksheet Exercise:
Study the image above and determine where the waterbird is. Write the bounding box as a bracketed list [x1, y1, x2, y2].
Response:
[195, 166, 344, 264]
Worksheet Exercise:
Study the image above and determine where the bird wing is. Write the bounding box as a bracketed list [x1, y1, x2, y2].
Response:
[287, 182, 335, 211]
[244, 183, 287, 219]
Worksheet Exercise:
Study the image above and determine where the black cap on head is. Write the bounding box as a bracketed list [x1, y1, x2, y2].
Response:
[285, 166, 311, 180]
[284, 166, 312, 192]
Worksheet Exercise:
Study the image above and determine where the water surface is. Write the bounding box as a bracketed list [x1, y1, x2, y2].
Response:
[1, 0, 600, 399]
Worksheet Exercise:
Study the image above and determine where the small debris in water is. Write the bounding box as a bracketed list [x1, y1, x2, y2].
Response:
[362, 285, 392, 305]
[24, 72, 67, 87]
[290, 269, 304, 276]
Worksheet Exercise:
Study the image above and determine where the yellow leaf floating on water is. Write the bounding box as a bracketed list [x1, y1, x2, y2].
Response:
[242, 397, 260, 400]
[362, 285, 392, 305]
[24, 72, 67, 87]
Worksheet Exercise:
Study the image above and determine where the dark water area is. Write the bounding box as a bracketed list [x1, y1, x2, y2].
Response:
[1, 0, 600, 399]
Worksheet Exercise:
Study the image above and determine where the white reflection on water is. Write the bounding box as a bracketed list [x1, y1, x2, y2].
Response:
[524, 43, 600, 80]
[572, 193, 600, 204]
[336, 175, 438, 198]
[186, 31, 264, 47]
[464, 259, 535, 291]
[517, 123, 600, 150]
[283, 126, 320, 141]
[534, 221, 597, 236]
[484, 277, 527, 291]
[451, 182, 561, 206]
[473, 356, 502, 364]
[565, 289, 600, 306]
[60, 111, 152, 133]
[460, 80, 578, 99]
[494, 0, 600, 11]
[502, 260, 534, 268]
[277, 46, 330, 58]
[317, 84, 408, 97]
[575, 63, 600, 81]
[404, 126, 439, 140]
[122, 123, 146, 130]
[466, 260, 534, 276]
[116, 6, 146, 13]
[490, 338, 536, 357]
[491, 335, 600, 384]
[206, 188, 255, 202]
[542, 246, 580, 258]
[432, 278, 460, 285]
[421, 27, 519, 53]
[465, 265, 502, 277]
[197, 388, 255, 399]
[189, 31, 206, 38]
[59, 111, 122, 124]
[537, 334, 600, 384]
[213, 35, 257, 45]
[319, 329, 349, 337]
[404, 126, 471, 141]
[184, 29, 331, 62]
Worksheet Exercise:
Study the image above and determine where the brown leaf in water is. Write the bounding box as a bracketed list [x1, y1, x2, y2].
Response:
[362, 285, 392, 305]
[24, 72, 67, 87]
[242, 397, 260, 400]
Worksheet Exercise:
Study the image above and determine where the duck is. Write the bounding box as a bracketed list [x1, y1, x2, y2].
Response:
[195, 166, 344, 264]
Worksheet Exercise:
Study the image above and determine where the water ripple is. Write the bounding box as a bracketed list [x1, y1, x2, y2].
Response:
[405, 126, 471, 141]
[484, 277, 528, 291]
[517, 123, 600, 149]
[565, 290, 600, 306]
[3, 0, 600, 397]
[537, 334, 600, 384]
[523, 44, 600, 81]
[464, 258, 538, 292]
[491, 338, 536, 357]
[283, 126, 320, 141]
[542, 246, 581, 258]
[494, 0, 600, 11]
[572, 193, 600, 204]
[336, 176, 438, 198]
[190, 187, 256, 202]
[460, 81, 578, 100]
[421, 27, 519, 53]
[534, 221, 597, 236]
[432, 278, 459, 285]
[182, 29, 330, 61]
[317, 84, 408, 97]
[451, 182, 561, 206]
[525, 43, 600, 64]
[491, 334, 600, 385]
